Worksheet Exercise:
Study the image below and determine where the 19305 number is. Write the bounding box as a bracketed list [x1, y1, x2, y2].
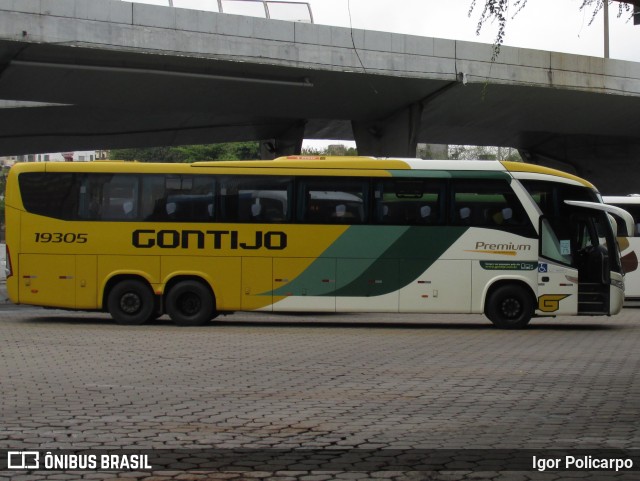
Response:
[35, 233, 88, 243]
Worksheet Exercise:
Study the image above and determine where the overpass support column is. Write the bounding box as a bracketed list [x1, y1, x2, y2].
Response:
[260, 121, 306, 159]
[352, 102, 423, 157]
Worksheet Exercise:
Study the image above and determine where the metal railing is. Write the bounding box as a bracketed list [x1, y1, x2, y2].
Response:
[129, 0, 314, 23]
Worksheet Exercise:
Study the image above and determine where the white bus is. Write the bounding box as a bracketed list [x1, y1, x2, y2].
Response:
[603, 195, 640, 304]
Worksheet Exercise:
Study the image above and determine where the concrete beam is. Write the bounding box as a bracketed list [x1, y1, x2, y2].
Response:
[3, 0, 640, 96]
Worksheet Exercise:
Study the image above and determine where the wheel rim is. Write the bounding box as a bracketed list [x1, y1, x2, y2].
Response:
[178, 292, 201, 316]
[501, 297, 522, 319]
[120, 292, 142, 314]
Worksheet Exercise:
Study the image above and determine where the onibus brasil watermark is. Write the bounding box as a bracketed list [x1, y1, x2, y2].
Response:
[3, 449, 638, 472]
[6, 451, 151, 470]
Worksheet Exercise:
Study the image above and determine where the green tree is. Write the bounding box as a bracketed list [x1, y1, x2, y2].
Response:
[301, 144, 358, 156]
[448, 145, 522, 161]
[109, 142, 260, 162]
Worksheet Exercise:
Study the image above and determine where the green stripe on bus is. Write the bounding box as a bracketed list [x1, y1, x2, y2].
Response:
[269, 226, 468, 297]
[332, 226, 468, 297]
[269, 226, 408, 297]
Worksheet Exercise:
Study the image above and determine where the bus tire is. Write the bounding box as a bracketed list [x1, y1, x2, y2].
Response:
[165, 280, 215, 326]
[485, 284, 533, 329]
[107, 279, 155, 325]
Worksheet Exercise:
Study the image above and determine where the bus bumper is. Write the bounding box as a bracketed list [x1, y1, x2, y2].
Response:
[610, 273, 625, 315]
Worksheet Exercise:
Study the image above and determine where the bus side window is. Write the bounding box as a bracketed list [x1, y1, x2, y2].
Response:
[19, 172, 82, 221]
[220, 176, 291, 223]
[101, 175, 139, 221]
[299, 178, 368, 224]
[141, 175, 215, 223]
[374, 179, 442, 225]
[78, 174, 104, 220]
[451, 179, 534, 236]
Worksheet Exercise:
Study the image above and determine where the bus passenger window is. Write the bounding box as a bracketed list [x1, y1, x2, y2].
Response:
[141, 175, 215, 223]
[299, 178, 368, 224]
[19, 172, 82, 220]
[101, 175, 139, 221]
[375, 179, 442, 225]
[219, 176, 291, 223]
[451, 179, 534, 236]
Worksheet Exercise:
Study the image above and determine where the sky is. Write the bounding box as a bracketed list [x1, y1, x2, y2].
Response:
[138, 0, 640, 148]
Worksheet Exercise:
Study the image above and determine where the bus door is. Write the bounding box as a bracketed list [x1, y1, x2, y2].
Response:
[571, 211, 613, 315]
[538, 208, 621, 316]
[565, 201, 631, 315]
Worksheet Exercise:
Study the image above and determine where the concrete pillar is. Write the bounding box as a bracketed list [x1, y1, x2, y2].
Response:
[352, 102, 423, 158]
[260, 121, 306, 160]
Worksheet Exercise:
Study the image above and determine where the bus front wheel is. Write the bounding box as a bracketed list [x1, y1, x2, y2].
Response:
[107, 279, 155, 325]
[485, 284, 534, 329]
[165, 280, 215, 326]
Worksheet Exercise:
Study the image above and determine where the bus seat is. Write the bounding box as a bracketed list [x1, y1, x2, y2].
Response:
[420, 205, 432, 220]
[380, 203, 401, 223]
[458, 206, 472, 224]
[104, 200, 135, 220]
[251, 201, 262, 219]
[482, 207, 512, 226]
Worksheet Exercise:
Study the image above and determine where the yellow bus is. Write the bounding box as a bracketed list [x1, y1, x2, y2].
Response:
[4, 157, 633, 328]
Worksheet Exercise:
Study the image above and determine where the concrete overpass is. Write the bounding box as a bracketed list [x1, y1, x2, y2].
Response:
[1, 0, 640, 193]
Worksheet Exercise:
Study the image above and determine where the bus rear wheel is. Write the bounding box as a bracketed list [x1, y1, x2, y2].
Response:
[165, 280, 215, 326]
[485, 284, 534, 329]
[107, 279, 155, 325]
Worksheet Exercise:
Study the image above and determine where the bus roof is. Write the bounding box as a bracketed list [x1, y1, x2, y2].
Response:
[7, 156, 595, 189]
[500, 161, 596, 189]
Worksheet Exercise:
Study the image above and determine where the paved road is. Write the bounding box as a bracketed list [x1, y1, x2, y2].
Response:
[1, 307, 640, 480]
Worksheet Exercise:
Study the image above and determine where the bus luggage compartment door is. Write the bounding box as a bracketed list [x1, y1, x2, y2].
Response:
[400, 259, 471, 313]
[272, 258, 336, 312]
[19, 254, 76, 308]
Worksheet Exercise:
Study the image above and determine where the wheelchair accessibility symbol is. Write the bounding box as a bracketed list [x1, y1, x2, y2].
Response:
[538, 263, 548, 273]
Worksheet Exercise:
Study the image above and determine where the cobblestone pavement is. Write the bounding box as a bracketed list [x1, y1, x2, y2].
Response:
[1, 306, 640, 481]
